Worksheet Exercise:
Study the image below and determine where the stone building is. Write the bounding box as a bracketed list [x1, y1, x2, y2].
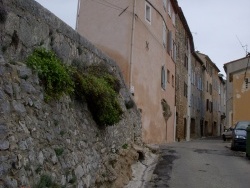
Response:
[211, 63, 222, 136]
[224, 55, 250, 126]
[76, 0, 178, 143]
[196, 52, 214, 136]
[175, 6, 194, 141]
[195, 52, 226, 136]
[190, 52, 205, 138]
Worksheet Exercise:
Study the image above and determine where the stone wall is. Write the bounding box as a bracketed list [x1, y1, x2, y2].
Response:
[175, 12, 189, 141]
[0, 0, 142, 187]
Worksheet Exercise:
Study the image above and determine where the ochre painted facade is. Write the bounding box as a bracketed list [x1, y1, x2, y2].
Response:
[232, 70, 250, 124]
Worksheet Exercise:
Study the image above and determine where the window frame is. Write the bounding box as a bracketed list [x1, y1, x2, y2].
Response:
[172, 75, 174, 87]
[163, 21, 167, 48]
[163, 0, 167, 11]
[161, 66, 166, 90]
[167, 69, 170, 83]
[145, 2, 151, 24]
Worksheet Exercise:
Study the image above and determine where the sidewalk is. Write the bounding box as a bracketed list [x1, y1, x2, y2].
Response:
[125, 144, 160, 188]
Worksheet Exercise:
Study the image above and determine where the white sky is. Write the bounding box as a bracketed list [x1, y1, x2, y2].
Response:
[178, 0, 250, 76]
[35, 0, 250, 76]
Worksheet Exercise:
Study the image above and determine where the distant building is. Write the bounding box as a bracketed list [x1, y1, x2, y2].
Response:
[218, 74, 226, 132]
[195, 52, 226, 136]
[190, 52, 205, 138]
[76, 0, 178, 143]
[224, 55, 250, 126]
[211, 62, 223, 136]
[196, 52, 213, 136]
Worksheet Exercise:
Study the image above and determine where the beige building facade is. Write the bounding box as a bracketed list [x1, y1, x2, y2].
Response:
[211, 63, 222, 136]
[224, 56, 250, 126]
[196, 52, 214, 136]
[76, 0, 178, 143]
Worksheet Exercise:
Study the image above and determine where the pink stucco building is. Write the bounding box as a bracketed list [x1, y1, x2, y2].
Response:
[76, 0, 178, 143]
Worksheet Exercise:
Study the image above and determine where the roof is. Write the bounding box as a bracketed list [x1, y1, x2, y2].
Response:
[223, 55, 250, 73]
[196, 51, 221, 72]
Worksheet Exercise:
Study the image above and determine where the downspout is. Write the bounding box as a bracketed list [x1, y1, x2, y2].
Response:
[186, 40, 191, 141]
[129, 0, 136, 91]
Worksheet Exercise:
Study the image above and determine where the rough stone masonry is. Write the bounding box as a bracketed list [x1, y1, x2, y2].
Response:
[0, 0, 144, 187]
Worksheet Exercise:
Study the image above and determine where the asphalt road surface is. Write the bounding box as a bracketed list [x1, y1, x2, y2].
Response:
[147, 137, 250, 188]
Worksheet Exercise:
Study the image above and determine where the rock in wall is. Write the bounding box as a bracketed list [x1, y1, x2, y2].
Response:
[0, 0, 142, 187]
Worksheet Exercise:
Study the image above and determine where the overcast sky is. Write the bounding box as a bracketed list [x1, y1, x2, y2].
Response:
[35, 0, 250, 76]
[178, 0, 250, 76]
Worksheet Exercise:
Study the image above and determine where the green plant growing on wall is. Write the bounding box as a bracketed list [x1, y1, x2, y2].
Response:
[74, 71, 123, 126]
[26, 48, 123, 127]
[35, 174, 60, 188]
[54, 148, 64, 156]
[122, 143, 128, 149]
[86, 64, 121, 92]
[26, 48, 74, 101]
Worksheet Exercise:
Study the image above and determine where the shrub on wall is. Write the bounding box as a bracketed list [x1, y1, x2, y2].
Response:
[74, 71, 123, 126]
[26, 48, 74, 100]
[26, 48, 123, 127]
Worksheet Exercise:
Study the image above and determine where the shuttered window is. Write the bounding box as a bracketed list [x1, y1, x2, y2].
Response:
[161, 66, 166, 90]
[145, 3, 151, 24]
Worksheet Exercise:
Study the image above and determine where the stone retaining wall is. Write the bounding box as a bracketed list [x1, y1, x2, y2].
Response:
[0, 0, 142, 187]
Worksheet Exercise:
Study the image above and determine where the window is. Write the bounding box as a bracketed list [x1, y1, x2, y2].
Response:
[161, 66, 166, 89]
[206, 99, 209, 111]
[167, 0, 171, 17]
[209, 83, 212, 95]
[191, 71, 194, 84]
[172, 12, 176, 26]
[173, 41, 177, 62]
[184, 55, 188, 69]
[145, 3, 151, 24]
[191, 94, 193, 108]
[184, 82, 187, 98]
[245, 78, 249, 89]
[163, 21, 167, 47]
[167, 30, 172, 54]
[163, 0, 167, 11]
[167, 69, 170, 83]
[172, 75, 174, 87]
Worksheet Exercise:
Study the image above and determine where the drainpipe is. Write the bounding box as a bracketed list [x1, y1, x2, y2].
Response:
[186, 41, 191, 141]
[174, 106, 176, 142]
[129, 0, 136, 92]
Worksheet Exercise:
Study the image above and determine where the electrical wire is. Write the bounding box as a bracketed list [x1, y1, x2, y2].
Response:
[85, 0, 133, 14]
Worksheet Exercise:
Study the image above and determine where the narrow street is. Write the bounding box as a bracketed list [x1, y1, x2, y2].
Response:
[147, 137, 250, 188]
